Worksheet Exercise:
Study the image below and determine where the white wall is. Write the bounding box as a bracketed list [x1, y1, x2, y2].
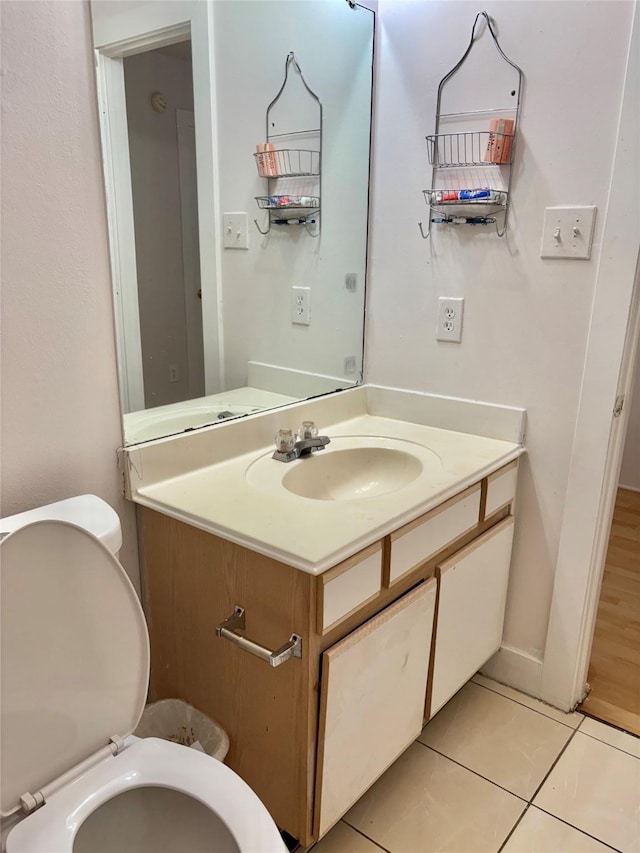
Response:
[0, 0, 139, 591]
[619, 346, 640, 491]
[213, 0, 373, 390]
[367, 1, 635, 671]
[4, 0, 634, 686]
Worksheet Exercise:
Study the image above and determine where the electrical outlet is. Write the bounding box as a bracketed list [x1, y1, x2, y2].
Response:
[436, 297, 464, 343]
[344, 356, 357, 374]
[223, 212, 249, 249]
[540, 206, 597, 259]
[291, 286, 311, 325]
[168, 364, 179, 383]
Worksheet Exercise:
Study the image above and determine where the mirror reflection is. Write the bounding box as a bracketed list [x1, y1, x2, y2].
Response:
[91, 0, 374, 445]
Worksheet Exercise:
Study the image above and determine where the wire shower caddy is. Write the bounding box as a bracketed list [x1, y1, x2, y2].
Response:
[419, 11, 524, 239]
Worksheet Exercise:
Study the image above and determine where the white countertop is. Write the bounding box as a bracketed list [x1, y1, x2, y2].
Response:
[124, 386, 298, 445]
[134, 412, 523, 574]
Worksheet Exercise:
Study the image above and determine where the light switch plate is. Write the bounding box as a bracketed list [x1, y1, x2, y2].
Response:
[223, 212, 249, 249]
[540, 206, 596, 259]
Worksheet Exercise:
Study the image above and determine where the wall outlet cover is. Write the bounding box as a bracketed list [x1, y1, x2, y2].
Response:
[437, 297, 464, 343]
[291, 286, 311, 325]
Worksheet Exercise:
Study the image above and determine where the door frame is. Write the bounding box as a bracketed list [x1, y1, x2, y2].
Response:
[540, 4, 640, 711]
[92, 1, 224, 413]
[95, 49, 146, 413]
[176, 107, 206, 399]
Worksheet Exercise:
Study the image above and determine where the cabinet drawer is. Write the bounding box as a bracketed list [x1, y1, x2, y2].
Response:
[317, 542, 382, 634]
[484, 460, 518, 518]
[387, 484, 481, 586]
[315, 579, 437, 839]
[429, 516, 515, 718]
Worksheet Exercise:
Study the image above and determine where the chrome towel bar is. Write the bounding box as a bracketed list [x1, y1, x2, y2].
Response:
[216, 606, 302, 667]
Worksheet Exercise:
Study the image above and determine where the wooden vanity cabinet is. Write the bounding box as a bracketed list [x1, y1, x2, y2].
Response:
[137, 460, 518, 847]
[137, 513, 317, 841]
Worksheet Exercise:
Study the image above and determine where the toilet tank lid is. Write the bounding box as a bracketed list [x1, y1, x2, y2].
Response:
[0, 495, 122, 554]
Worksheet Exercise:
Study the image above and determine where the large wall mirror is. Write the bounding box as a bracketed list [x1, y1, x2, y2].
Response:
[91, 0, 374, 445]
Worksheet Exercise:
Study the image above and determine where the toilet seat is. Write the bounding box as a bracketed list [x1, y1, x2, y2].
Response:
[0, 519, 287, 852]
[5, 737, 286, 853]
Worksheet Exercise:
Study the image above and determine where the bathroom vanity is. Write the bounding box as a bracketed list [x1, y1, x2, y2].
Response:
[126, 387, 524, 846]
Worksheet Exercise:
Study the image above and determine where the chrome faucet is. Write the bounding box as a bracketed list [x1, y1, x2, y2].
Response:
[272, 421, 330, 462]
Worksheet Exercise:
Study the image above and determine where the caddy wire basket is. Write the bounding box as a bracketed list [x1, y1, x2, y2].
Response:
[426, 131, 514, 167]
[254, 148, 320, 178]
[255, 195, 320, 210]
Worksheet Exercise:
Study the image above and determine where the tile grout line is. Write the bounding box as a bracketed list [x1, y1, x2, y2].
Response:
[340, 722, 628, 853]
[577, 730, 640, 760]
[499, 708, 625, 853]
[527, 723, 582, 804]
[580, 707, 640, 743]
[415, 741, 529, 803]
[335, 700, 634, 853]
[496, 802, 532, 853]
[424, 714, 623, 853]
[472, 678, 583, 730]
[340, 819, 393, 853]
[415, 706, 582, 841]
[520, 716, 627, 850]
[495, 802, 623, 853]
[531, 804, 624, 853]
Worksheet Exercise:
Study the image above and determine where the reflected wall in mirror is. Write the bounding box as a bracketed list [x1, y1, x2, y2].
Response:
[91, 0, 374, 445]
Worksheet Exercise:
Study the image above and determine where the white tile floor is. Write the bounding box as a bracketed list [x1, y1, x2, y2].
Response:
[312, 675, 640, 853]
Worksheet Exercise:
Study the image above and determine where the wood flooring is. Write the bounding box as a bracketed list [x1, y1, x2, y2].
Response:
[578, 487, 640, 736]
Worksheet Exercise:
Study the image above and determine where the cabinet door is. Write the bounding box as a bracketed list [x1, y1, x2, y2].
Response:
[314, 579, 437, 839]
[430, 516, 514, 718]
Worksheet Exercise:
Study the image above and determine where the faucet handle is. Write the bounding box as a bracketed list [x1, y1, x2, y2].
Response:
[298, 421, 319, 441]
[274, 429, 295, 453]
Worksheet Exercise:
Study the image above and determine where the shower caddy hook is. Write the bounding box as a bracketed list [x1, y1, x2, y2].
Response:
[419, 11, 524, 239]
[254, 51, 322, 237]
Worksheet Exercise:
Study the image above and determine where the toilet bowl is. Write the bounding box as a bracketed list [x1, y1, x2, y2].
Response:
[0, 497, 287, 853]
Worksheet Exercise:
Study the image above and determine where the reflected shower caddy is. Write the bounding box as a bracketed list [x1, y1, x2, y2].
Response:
[254, 52, 322, 237]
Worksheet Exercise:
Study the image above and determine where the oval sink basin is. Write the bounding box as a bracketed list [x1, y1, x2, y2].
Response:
[246, 436, 443, 502]
[282, 447, 423, 500]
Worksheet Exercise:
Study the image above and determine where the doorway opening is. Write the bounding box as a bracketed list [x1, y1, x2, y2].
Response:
[578, 349, 640, 736]
[123, 40, 204, 410]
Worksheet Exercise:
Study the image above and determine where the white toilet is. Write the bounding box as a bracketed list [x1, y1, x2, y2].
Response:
[0, 496, 287, 853]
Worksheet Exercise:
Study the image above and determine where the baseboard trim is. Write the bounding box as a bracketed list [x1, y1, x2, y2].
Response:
[480, 644, 544, 697]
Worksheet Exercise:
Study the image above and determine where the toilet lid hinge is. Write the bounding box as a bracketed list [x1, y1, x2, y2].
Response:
[18, 735, 127, 815]
[109, 734, 126, 755]
[19, 790, 45, 815]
